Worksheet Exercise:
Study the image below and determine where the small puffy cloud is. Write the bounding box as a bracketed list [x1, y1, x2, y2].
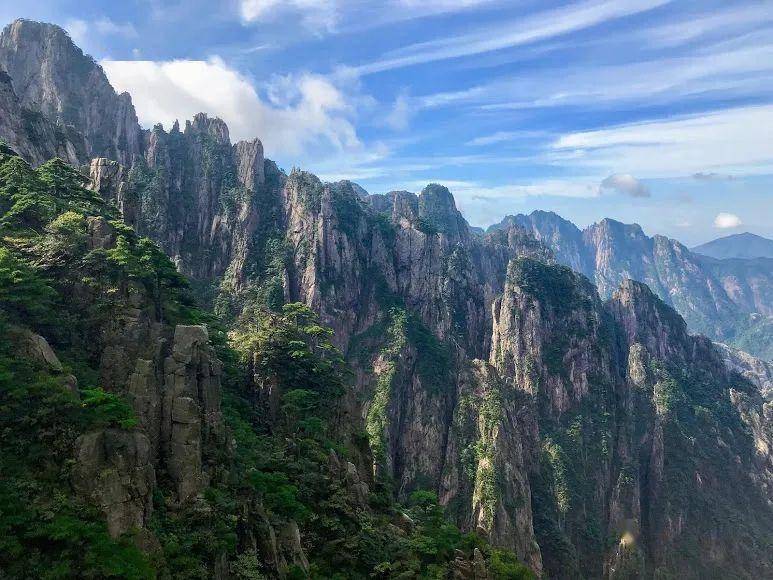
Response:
[239, 0, 338, 32]
[101, 57, 360, 157]
[714, 212, 742, 229]
[599, 174, 650, 197]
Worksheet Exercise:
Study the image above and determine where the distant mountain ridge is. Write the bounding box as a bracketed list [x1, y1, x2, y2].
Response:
[491, 211, 773, 359]
[693, 232, 773, 260]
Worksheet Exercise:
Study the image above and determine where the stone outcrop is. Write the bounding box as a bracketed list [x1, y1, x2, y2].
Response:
[0, 19, 143, 165]
[72, 429, 156, 537]
[163, 325, 222, 502]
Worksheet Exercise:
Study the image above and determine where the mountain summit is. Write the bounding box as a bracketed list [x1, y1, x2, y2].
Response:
[693, 232, 773, 260]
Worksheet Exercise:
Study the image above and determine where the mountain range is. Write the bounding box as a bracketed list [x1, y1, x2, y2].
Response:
[0, 18, 772, 580]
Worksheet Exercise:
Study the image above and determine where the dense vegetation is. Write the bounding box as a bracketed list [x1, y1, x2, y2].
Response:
[0, 146, 534, 578]
[0, 144, 176, 577]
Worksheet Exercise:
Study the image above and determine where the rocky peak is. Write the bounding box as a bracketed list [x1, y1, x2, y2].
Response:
[418, 183, 469, 239]
[0, 19, 143, 166]
[234, 138, 265, 190]
[185, 112, 230, 144]
[497, 210, 591, 276]
[607, 279, 720, 369]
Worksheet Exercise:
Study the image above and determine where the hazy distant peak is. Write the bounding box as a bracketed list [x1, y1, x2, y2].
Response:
[693, 232, 773, 260]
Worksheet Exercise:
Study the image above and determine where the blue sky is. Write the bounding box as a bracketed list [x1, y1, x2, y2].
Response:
[2, 0, 772, 245]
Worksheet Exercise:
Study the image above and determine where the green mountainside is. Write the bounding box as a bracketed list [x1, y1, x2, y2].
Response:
[0, 18, 772, 580]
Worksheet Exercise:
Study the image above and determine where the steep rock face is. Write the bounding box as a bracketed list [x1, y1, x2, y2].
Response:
[162, 325, 222, 502]
[0, 67, 85, 165]
[498, 211, 773, 357]
[0, 19, 143, 165]
[607, 281, 773, 579]
[267, 174, 554, 567]
[717, 342, 773, 400]
[90, 114, 272, 285]
[492, 258, 626, 578]
[70, 218, 224, 527]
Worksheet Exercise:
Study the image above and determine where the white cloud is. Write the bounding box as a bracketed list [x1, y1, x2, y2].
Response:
[551, 105, 773, 178]
[714, 212, 742, 229]
[599, 174, 650, 197]
[101, 57, 360, 157]
[239, 0, 339, 32]
[352, 0, 669, 74]
[642, 3, 773, 48]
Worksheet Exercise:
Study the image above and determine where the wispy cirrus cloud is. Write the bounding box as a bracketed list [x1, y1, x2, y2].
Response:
[466, 130, 551, 146]
[411, 39, 773, 114]
[239, 0, 339, 32]
[641, 2, 773, 47]
[350, 0, 670, 75]
[551, 104, 773, 177]
[237, 0, 501, 35]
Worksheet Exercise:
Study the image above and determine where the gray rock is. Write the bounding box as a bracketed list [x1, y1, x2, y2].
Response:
[0, 19, 143, 166]
[18, 329, 63, 371]
[72, 429, 156, 538]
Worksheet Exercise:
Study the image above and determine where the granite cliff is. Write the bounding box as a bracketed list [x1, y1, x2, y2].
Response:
[0, 18, 772, 579]
[495, 211, 773, 359]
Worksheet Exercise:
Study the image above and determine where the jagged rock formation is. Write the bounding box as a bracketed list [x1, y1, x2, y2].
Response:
[496, 211, 773, 359]
[0, 19, 143, 165]
[89, 115, 273, 285]
[1, 19, 772, 579]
